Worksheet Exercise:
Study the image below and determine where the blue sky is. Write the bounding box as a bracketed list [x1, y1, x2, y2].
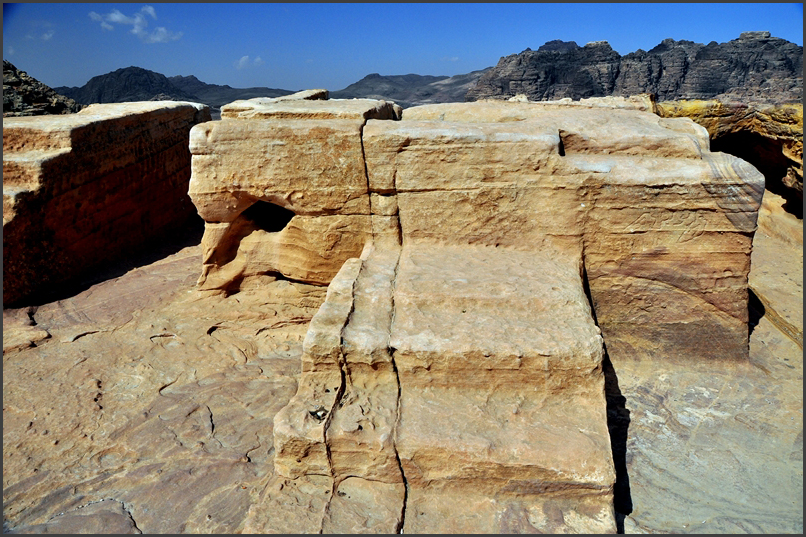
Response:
[3, 3, 803, 91]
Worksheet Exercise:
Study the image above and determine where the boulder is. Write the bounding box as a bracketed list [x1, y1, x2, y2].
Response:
[189, 98, 765, 532]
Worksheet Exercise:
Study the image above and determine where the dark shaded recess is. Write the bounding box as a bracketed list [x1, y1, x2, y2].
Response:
[603, 351, 633, 534]
[711, 131, 802, 218]
[240, 200, 296, 232]
[581, 264, 632, 533]
[748, 288, 766, 336]
[6, 214, 205, 308]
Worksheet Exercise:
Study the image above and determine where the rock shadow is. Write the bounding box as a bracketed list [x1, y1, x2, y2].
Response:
[711, 131, 802, 219]
[603, 351, 633, 533]
[581, 264, 633, 533]
[9, 214, 205, 308]
[748, 288, 766, 336]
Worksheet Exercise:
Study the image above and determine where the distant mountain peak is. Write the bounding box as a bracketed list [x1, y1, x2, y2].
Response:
[537, 40, 580, 52]
[467, 33, 803, 104]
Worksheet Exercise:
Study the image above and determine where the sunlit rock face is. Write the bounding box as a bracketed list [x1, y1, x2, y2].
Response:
[2, 101, 211, 306]
[187, 97, 763, 533]
[187, 97, 400, 292]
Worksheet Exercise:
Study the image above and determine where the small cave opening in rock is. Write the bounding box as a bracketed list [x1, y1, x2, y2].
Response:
[710, 131, 802, 218]
[240, 200, 296, 232]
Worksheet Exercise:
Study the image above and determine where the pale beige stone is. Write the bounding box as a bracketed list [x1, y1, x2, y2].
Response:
[321, 477, 405, 533]
[220, 98, 399, 120]
[189, 119, 370, 219]
[196, 214, 372, 291]
[242, 475, 333, 534]
[3, 101, 210, 306]
[390, 243, 602, 388]
[404, 483, 616, 534]
[402, 101, 709, 158]
[749, 190, 803, 348]
[273, 258, 362, 478]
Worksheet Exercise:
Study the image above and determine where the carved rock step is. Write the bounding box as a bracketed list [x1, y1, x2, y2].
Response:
[270, 241, 615, 532]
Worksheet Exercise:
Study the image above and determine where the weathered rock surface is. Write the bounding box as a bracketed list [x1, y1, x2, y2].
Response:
[748, 191, 803, 348]
[188, 98, 399, 293]
[467, 32, 803, 104]
[3, 60, 84, 117]
[395, 102, 763, 364]
[182, 98, 766, 532]
[2, 242, 329, 534]
[3, 206, 799, 534]
[4, 96, 785, 534]
[657, 100, 803, 208]
[3, 101, 211, 307]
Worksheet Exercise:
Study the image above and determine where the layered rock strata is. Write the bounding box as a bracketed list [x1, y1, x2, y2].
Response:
[188, 98, 401, 293]
[657, 100, 803, 207]
[467, 32, 803, 104]
[189, 97, 764, 532]
[3, 101, 211, 306]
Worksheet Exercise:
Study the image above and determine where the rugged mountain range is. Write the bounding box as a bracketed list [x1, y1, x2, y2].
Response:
[7, 30, 802, 119]
[54, 67, 293, 117]
[166, 75, 293, 109]
[330, 69, 490, 108]
[3, 60, 84, 116]
[466, 31, 803, 104]
[54, 66, 198, 104]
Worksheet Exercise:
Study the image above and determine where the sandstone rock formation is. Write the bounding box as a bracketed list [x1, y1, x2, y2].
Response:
[3, 60, 84, 117]
[187, 97, 764, 532]
[188, 97, 400, 293]
[2, 95, 797, 535]
[657, 100, 803, 211]
[3, 101, 211, 306]
[467, 32, 803, 104]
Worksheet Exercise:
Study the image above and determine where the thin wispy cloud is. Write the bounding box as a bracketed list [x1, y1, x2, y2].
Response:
[235, 55, 264, 70]
[441, 56, 460, 62]
[24, 21, 55, 41]
[88, 5, 182, 43]
[6, 46, 14, 56]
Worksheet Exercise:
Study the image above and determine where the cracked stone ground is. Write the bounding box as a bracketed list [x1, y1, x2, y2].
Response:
[2, 191, 802, 534]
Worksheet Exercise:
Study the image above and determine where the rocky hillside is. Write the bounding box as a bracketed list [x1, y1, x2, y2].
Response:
[54, 66, 199, 104]
[167, 74, 293, 109]
[53, 67, 294, 118]
[467, 32, 803, 104]
[331, 69, 490, 108]
[3, 60, 84, 116]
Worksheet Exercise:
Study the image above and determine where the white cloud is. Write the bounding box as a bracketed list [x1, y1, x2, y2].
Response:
[42, 30, 54, 41]
[441, 56, 460, 62]
[236, 55, 250, 70]
[235, 55, 264, 70]
[88, 5, 181, 43]
[141, 5, 157, 19]
[7, 46, 14, 56]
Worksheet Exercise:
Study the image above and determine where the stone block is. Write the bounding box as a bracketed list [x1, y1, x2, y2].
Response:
[2, 101, 211, 306]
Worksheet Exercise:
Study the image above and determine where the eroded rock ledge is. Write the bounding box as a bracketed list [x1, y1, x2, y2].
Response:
[3, 101, 211, 306]
[187, 96, 764, 532]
